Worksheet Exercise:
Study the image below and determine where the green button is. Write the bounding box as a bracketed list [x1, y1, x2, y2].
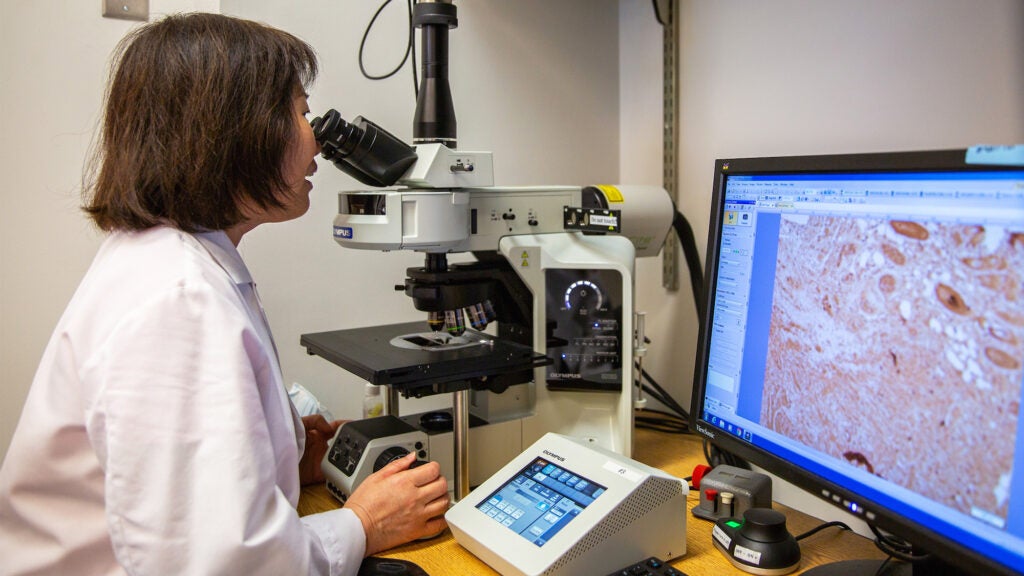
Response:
[726, 520, 742, 528]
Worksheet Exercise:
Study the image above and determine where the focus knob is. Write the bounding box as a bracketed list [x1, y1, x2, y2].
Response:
[374, 447, 411, 472]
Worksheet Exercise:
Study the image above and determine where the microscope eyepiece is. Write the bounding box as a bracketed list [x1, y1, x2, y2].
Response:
[310, 109, 418, 187]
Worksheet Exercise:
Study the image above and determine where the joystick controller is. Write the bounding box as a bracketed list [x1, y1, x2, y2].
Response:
[712, 507, 801, 575]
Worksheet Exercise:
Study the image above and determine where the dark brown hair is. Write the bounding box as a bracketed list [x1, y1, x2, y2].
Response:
[83, 13, 318, 232]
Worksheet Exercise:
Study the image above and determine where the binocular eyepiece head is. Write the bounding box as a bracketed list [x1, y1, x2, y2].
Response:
[309, 109, 418, 188]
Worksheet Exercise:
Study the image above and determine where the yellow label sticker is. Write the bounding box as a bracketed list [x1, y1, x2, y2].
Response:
[596, 184, 624, 203]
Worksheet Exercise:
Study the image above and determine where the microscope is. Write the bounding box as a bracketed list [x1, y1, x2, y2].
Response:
[302, 0, 674, 502]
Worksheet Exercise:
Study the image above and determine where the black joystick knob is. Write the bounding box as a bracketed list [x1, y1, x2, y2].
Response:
[740, 508, 791, 542]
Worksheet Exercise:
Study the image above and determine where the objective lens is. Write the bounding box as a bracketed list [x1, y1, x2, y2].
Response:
[444, 309, 466, 336]
[466, 303, 488, 330]
[427, 311, 444, 332]
[482, 299, 497, 320]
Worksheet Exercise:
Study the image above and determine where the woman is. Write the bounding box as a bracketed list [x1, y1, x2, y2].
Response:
[0, 13, 447, 576]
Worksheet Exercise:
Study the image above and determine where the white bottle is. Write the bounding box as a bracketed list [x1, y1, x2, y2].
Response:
[362, 383, 384, 418]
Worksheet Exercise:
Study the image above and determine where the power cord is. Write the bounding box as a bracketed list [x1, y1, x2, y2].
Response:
[672, 209, 706, 318]
[795, 521, 933, 573]
[635, 357, 691, 423]
[359, 0, 419, 99]
[702, 438, 750, 470]
[631, 348, 693, 436]
[795, 521, 851, 541]
[869, 525, 932, 564]
[635, 407, 689, 435]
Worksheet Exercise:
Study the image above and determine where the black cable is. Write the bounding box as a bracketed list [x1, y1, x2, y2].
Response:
[702, 438, 750, 469]
[869, 525, 932, 563]
[634, 407, 689, 434]
[872, 557, 897, 573]
[652, 0, 669, 26]
[636, 406, 686, 422]
[639, 383, 684, 420]
[673, 210, 706, 317]
[359, 0, 418, 100]
[640, 367, 690, 421]
[632, 342, 691, 423]
[635, 414, 688, 435]
[409, 0, 418, 99]
[651, 2, 707, 323]
[795, 521, 851, 541]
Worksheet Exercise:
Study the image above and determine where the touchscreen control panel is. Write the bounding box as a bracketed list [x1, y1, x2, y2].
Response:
[476, 457, 606, 547]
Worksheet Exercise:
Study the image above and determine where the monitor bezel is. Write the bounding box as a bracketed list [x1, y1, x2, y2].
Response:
[689, 148, 1023, 576]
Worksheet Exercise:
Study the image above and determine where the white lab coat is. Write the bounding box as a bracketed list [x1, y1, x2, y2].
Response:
[0, 227, 363, 576]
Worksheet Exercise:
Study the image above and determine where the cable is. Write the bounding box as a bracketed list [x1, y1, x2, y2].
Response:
[673, 210, 706, 318]
[409, 0, 419, 99]
[635, 415, 687, 435]
[869, 525, 932, 564]
[631, 339, 691, 423]
[359, 0, 419, 99]
[640, 367, 690, 421]
[795, 521, 851, 541]
[651, 0, 669, 26]
[702, 438, 750, 469]
[634, 408, 689, 434]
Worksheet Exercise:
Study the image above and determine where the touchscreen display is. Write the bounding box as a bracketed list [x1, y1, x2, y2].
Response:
[476, 457, 606, 547]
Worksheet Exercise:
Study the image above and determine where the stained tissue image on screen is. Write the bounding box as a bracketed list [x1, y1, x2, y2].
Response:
[476, 457, 606, 547]
[761, 215, 1023, 525]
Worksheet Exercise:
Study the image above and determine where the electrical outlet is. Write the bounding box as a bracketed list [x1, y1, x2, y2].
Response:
[103, 0, 149, 22]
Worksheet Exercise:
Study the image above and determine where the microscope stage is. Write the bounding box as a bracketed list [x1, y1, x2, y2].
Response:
[300, 321, 548, 391]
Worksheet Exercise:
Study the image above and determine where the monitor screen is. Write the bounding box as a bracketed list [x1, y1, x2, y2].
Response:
[690, 149, 1024, 575]
[475, 456, 606, 547]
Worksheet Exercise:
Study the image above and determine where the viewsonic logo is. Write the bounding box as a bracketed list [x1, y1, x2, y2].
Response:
[696, 425, 716, 440]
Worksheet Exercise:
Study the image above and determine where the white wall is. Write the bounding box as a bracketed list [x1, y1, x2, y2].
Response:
[653, 0, 1024, 531]
[0, 0, 219, 462]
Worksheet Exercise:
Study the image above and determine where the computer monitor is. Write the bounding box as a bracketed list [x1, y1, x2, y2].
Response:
[690, 149, 1024, 575]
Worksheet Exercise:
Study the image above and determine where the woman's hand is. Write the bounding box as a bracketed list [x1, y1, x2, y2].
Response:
[344, 453, 450, 555]
[299, 415, 342, 486]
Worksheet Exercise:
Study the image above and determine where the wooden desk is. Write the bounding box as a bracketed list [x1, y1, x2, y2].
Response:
[299, 427, 886, 574]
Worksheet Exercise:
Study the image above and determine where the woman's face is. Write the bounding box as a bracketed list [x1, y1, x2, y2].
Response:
[226, 90, 320, 245]
[239, 91, 320, 228]
[274, 91, 320, 220]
